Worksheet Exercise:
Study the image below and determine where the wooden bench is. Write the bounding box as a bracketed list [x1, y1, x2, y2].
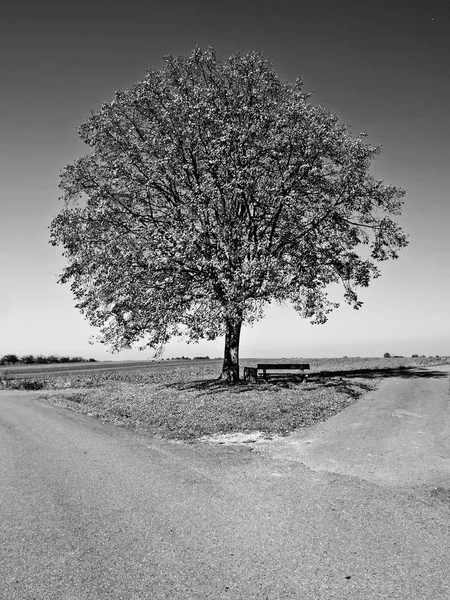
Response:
[243, 363, 310, 383]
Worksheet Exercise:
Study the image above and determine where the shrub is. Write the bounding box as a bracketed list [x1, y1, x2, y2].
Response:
[35, 355, 49, 364]
[0, 371, 10, 388]
[46, 355, 60, 364]
[18, 379, 46, 391]
[0, 374, 45, 391]
[411, 354, 419, 358]
[383, 352, 391, 358]
[20, 354, 35, 364]
[1, 354, 19, 365]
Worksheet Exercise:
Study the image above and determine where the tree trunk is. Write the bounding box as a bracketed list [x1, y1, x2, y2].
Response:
[222, 319, 242, 384]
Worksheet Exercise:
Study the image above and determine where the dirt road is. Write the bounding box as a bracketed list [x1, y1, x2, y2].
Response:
[1, 368, 450, 599]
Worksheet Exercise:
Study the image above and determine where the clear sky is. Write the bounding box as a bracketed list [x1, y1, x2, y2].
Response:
[1, 0, 449, 360]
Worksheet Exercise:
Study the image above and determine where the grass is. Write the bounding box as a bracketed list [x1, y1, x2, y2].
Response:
[9, 355, 446, 441]
[39, 375, 377, 440]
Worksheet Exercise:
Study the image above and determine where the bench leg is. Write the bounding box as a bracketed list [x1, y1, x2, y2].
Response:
[244, 367, 258, 383]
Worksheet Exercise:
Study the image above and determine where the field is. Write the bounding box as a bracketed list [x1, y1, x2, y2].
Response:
[2, 356, 449, 441]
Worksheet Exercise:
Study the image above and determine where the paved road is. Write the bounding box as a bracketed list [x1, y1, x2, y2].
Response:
[1, 370, 450, 599]
[263, 365, 450, 488]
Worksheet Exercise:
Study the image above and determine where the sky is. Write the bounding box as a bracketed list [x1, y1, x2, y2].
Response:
[1, 0, 449, 360]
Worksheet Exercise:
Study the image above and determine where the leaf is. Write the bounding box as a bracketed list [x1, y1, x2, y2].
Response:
[50, 46, 407, 356]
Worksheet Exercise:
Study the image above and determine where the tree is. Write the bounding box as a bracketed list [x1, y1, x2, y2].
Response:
[35, 355, 48, 364]
[50, 47, 407, 383]
[1, 354, 19, 365]
[20, 354, 35, 364]
[46, 355, 60, 364]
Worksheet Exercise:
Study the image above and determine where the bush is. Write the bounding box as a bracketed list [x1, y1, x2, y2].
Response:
[46, 355, 61, 364]
[0, 374, 45, 390]
[411, 354, 419, 358]
[1, 354, 19, 365]
[35, 355, 49, 364]
[20, 355, 35, 364]
[0, 371, 10, 388]
[18, 379, 46, 391]
[383, 352, 391, 358]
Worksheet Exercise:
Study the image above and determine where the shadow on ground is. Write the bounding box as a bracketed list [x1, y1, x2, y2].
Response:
[314, 367, 449, 380]
[167, 366, 448, 397]
[166, 376, 372, 398]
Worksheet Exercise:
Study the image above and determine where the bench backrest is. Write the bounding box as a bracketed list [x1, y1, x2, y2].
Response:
[257, 363, 310, 369]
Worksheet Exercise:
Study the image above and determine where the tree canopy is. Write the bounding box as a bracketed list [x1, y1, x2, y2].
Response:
[50, 47, 407, 382]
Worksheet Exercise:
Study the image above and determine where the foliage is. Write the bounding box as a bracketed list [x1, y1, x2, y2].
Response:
[50, 46, 408, 381]
[1, 354, 19, 365]
[1, 354, 94, 365]
[21, 354, 35, 364]
[384, 352, 391, 358]
[34, 355, 47, 364]
[0, 371, 45, 390]
[15, 379, 46, 391]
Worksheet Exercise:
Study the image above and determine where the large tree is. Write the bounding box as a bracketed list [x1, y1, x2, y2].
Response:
[50, 47, 407, 382]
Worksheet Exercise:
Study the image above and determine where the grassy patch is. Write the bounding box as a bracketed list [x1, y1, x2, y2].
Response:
[37, 366, 378, 440]
[0, 372, 46, 390]
[21, 356, 450, 441]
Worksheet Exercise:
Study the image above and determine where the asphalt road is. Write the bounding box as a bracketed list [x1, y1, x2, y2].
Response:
[1, 369, 450, 599]
[264, 365, 450, 488]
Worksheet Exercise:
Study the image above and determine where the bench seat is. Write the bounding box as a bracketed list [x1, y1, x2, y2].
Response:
[244, 363, 310, 383]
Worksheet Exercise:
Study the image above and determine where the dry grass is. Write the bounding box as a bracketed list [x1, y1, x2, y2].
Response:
[7, 357, 444, 440]
[30, 355, 450, 441]
[39, 375, 375, 440]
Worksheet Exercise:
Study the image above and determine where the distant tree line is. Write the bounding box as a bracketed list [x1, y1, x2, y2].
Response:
[0, 354, 97, 366]
[384, 353, 440, 359]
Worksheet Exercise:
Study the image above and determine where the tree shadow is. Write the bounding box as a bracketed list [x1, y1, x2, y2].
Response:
[312, 366, 449, 380]
[166, 366, 448, 397]
[313, 377, 376, 400]
[166, 378, 266, 396]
